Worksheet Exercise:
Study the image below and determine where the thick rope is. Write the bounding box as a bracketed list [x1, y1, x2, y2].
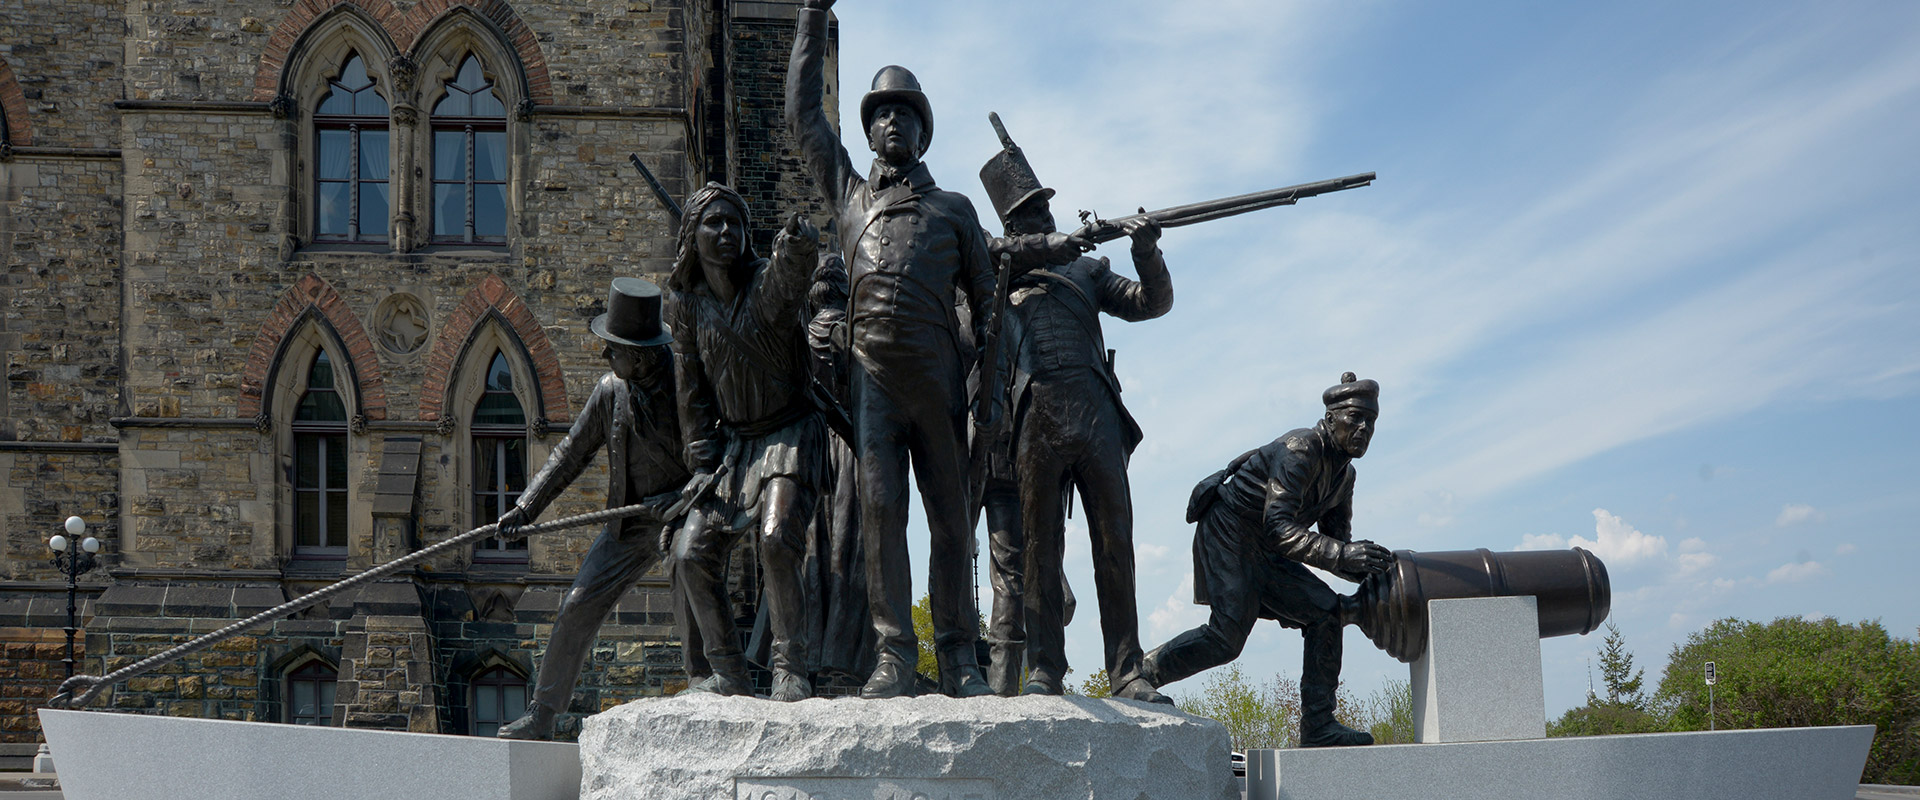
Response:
[48, 503, 657, 710]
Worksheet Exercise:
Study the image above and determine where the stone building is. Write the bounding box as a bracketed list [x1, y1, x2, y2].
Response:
[0, 0, 837, 744]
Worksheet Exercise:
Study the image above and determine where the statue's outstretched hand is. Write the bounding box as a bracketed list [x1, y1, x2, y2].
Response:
[780, 213, 820, 257]
[1337, 540, 1394, 576]
[1122, 207, 1161, 254]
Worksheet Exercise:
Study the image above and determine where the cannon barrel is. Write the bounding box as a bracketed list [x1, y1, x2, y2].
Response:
[1352, 547, 1610, 663]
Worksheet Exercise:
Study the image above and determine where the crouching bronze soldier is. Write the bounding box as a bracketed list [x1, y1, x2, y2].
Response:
[976, 119, 1172, 703]
[1142, 373, 1395, 746]
[665, 184, 830, 701]
[496, 279, 699, 740]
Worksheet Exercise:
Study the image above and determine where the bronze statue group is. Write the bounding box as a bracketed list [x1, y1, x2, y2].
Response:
[494, 0, 1393, 749]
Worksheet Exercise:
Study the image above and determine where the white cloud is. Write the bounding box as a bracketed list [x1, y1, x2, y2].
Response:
[1711, 578, 1737, 592]
[1836, 543, 1858, 556]
[1135, 542, 1172, 574]
[1518, 532, 1567, 551]
[1147, 573, 1209, 642]
[1568, 509, 1668, 565]
[1776, 503, 1825, 527]
[1767, 560, 1831, 584]
[1676, 552, 1718, 577]
[1417, 491, 1457, 528]
[1675, 537, 1717, 576]
[1802, 612, 1831, 622]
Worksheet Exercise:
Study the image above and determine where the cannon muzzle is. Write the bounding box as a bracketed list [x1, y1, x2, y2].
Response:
[1352, 547, 1610, 662]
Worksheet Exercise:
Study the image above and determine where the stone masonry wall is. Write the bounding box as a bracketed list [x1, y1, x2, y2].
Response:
[729, 3, 839, 256]
[0, 626, 83, 744]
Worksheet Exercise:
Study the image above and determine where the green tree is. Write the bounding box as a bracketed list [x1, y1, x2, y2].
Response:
[1654, 617, 1919, 784]
[1344, 678, 1416, 744]
[1172, 664, 1301, 750]
[1597, 623, 1646, 709]
[910, 594, 939, 682]
[1076, 668, 1111, 698]
[1548, 623, 1666, 737]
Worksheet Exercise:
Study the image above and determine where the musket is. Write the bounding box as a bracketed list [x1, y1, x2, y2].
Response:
[967, 249, 1014, 530]
[628, 153, 684, 233]
[1069, 172, 1376, 244]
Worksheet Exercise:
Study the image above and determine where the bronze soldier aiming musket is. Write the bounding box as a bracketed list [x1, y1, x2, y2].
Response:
[1070, 172, 1376, 244]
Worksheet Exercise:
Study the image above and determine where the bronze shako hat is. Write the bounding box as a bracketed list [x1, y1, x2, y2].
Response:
[591, 277, 674, 348]
[1322, 371, 1380, 412]
[860, 65, 934, 147]
[978, 112, 1055, 225]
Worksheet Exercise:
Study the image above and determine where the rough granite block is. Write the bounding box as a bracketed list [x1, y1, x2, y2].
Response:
[1413, 595, 1545, 743]
[581, 693, 1236, 800]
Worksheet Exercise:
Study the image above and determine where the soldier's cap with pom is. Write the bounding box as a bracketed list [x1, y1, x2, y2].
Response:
[1322, 372, 1380, 412]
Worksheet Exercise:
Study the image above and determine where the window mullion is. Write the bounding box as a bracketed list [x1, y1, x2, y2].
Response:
[347, 123, 361, 241]
[465, 124, 476, 244]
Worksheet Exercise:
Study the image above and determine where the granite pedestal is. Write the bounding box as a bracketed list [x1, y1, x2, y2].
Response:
[1246, 724, 1875, 800]
[38, 708, 580, 800]
[1413, 595, 1546, 743]
[578, 693, 1235, 800]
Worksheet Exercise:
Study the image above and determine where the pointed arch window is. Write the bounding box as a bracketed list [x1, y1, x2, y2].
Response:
[431, 55, 508, 244]
[286, 659, 339, 726]
[293, 350, 350, 557]
[468, 664, 527, 736]
[313, 53, 391, 243]
[473, 351, 527, 562]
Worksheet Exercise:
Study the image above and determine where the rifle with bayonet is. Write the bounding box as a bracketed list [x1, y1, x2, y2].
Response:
[1069, 171, 1376, 245]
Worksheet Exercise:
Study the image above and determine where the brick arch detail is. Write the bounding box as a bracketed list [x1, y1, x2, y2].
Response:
[420, 274, 568, 424]
[240, 273, 389, 421]
[253, 0, 552, 104]
[0, 56, 31, 146]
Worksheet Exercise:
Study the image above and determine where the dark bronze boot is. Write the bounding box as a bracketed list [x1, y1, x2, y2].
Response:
[496, 701, 557, 740]
[1299, 619, 1373, 747]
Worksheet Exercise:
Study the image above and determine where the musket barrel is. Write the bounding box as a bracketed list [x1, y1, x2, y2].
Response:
[1078, 171, 1375, 243]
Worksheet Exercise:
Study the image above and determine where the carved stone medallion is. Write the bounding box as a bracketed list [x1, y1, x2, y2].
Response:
[374, 292, 431, 356]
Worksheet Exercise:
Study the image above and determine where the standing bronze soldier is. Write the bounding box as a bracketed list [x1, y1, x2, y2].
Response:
[976, 125, 1173, 703]
[1142, 373, 1395, 746]
[787, 0, 997, 697]
[665, 184, 829, 701]
[495, 279, 699, 740]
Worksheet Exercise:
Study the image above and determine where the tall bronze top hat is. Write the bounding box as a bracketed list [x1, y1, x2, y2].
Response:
[860, 65, 934, 148]
[978, 112, 1055, 225]
[590, 277, 674, 348]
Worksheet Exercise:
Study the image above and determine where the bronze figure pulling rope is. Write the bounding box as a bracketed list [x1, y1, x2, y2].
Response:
[46, 474, 721, 711]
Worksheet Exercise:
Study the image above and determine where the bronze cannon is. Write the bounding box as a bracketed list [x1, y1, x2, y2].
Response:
[1350, 548, 1611, 662]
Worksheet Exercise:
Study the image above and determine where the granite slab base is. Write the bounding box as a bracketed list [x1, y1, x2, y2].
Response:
[1246, 724, 1875, 800]
[578, 693, 1236, 800]
[38, 708, 580, 800]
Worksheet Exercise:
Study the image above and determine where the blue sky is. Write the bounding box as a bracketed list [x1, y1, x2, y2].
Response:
[817, 0, 1920, 714]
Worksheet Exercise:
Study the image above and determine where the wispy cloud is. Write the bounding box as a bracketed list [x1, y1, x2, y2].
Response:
[1767, 560, 1831, 584]
[1776, 504, 1824, 527]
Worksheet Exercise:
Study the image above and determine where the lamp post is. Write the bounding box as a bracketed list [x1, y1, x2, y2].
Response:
[48, 515, 100, 680]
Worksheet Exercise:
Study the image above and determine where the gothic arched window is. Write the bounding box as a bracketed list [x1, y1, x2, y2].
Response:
[430, 55, 507, 244]
[468, 664, 527, 737]
[472, 351, 527, 562]
[313, 53, 391, 243]
[293, 350, 350, 557]
[286, 658, 339, 726]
